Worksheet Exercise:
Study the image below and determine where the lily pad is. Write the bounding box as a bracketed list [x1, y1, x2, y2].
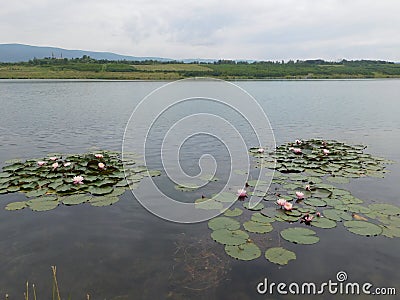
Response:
[27, 197, 59, 212]
[304, 198, 327, 207]
[224, 208, 243, 217]
[225, 243, 261, 261]
[61, 194, 92, 205]
[280, 227, 320, 244]
[211, 229, 249, 245]
[311, 217, 337, 229]
[265, 247, 296, 265]
[323, 209, 352, 221]
[212, 192, 236, 203]
[5, 201, 28, 211]
[326, 176, 350, 184]
[251, 212, 275, 223]
[88, 186, 114, 195]
[368, 203, 400, 216]
[344, 220, 382, 236]
[243, 202, 264, 211]
[195, 199, 223, 210]
[208, 217, 240, 231]
[89, 195, 119, 207]
[243, 220, 273, 233]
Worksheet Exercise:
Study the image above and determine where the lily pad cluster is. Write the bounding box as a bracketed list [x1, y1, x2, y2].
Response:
[0, 151, 159, 211]
[206, 139, 399, 265]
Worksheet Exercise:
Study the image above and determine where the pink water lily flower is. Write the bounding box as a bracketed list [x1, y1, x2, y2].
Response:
[295, 139, 302, 145]
[63, 162, 72, 167]
[295, 191, 304, 199]
[49, 157, 58, 161]
[304, 215, 314, 222]
[283, 202, 293, 211]
[73, 175, 84, 184]
[322, 149, 330, 155]
[316, 212, 321, 217]
[37, 161, 46, 166]
[257, 148, 265, 153]
[95, 154, 103, 158]
[52, 162, 59, 170]
[292, 148, 302, 154]
[98, 162, 105, 169]
[277, 198, 287, 207]
[237, 189, 247, 198]
[305, 185, 311, 191]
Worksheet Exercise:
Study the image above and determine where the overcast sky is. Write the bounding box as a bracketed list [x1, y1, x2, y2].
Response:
[1, 0, 400, 61]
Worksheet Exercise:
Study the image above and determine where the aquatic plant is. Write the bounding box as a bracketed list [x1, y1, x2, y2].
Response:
[206, 139, 399, 265]
[0, 150, 159, 211]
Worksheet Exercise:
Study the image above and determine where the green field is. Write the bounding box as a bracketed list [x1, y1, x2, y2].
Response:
[1, 58, 400, 80]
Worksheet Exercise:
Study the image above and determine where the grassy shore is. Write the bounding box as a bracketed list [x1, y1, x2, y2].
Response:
[1, 59, 400, 80]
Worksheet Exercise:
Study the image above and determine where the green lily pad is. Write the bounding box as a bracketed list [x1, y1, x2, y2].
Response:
[323, 209, 352, 221]
[311, 217, 337, 229]
[89, 195, 119, 207]
[243, 202, 264, 211]
[195, 199, 223, 210]
[211, 229, 249, 245]
[88, 186, 114, 195]
[61, 194, 92, 205]
[368, 204, 400, 216]
[243, 220, 273, 233]
[27, 197, 59, 212]
[5, 201, 28, 211]
[344, 220, 382, 236]
[224, 208, 243, 217]
[208, 217, 240, 231]
[346, 204, 371, 214]
[381, 226, 400, 238]
[212, 192, 236, 203]
[225, 243, 261, 261]
[304, 198, 327, 207]
[280, 227, 320, 244]
[312, 188, 332, 198]
[326, 176, 350, 184]
[25, 189, 47, 198]
[251, 212, 275, 223]
[174, 183, 200, 192]
[265, 247, 296, 265]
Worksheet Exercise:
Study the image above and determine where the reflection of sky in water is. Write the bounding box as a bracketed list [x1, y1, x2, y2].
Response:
[0, 79, 399, 299]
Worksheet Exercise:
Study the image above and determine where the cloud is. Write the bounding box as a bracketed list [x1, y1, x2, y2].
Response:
[0, 0, 399, 60]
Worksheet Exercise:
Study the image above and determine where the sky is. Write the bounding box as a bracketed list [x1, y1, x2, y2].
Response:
[1, 0, 400, 61]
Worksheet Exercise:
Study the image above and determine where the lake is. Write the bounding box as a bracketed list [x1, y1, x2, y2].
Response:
[0, 79, 399, 299]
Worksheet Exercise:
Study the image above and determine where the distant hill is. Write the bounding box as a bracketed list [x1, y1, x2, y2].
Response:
[0, 43, 175, 63]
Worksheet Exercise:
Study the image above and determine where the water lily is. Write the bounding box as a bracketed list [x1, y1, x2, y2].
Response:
[304, 215, 314, 222]
[37, 161, 46, 166]
[316, 212, 321, 217]
[52, 162, 59, 170]
[98, 162, 105, 169]
[283, 202, 293, 211]
[277, 198, 287, 207]
[295, 139, 302, 145]
[322, 149, 330, 155]
[292, 148, 302, 154]
[49, 157, 58, 161]
[73, 175, 84, 184]
[295, 191, 304, 199]
[257, 148, 265, 153]
[95, 154, 103, 158]
[63, 162, 71, 167]
[305, 185, 311, 191]
[237, 189, 247, 198]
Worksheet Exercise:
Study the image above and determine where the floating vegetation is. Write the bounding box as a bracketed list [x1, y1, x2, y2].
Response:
[206, 139, 399, 265]
[265, 247, 296, 265]
[0, 150, 157, 211]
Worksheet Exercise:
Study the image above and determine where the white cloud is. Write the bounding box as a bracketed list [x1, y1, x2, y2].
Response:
[0, 0, 399, 60]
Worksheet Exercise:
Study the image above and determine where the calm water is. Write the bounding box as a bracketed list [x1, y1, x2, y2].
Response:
[0, 79, 399, 299]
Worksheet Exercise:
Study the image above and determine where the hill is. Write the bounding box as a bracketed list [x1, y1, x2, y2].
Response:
[0, 43, 172, 63]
